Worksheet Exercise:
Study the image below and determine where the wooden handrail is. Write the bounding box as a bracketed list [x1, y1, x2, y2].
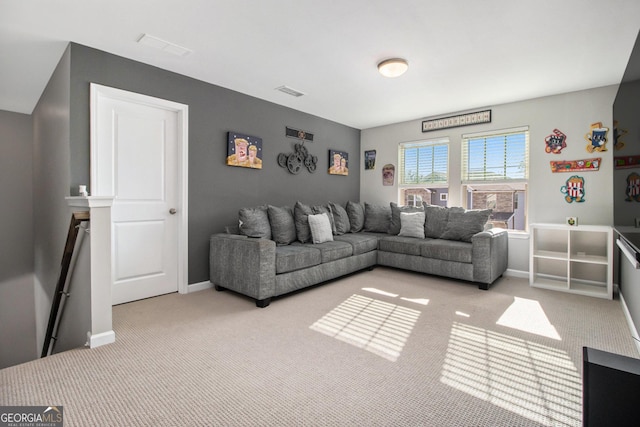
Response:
[41, 211, 90, 358]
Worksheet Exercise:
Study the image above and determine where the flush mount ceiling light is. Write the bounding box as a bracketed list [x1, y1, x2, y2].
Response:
[377, 58, 408, 78]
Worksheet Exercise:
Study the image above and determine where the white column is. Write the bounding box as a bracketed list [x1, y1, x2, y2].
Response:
[67, 196, 115, 348]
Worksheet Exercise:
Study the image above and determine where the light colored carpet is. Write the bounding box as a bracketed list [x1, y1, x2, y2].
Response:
[1, 267, 637, 426]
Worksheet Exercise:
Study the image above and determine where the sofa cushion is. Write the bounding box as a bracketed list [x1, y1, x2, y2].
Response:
[294, 201, 314, 243]
[423, 205, 464, 238]
[421, 239, 473, 263]
[267, 205, 297, 245]
[440, 209, 492, 243]
[296, 240, 353, 263]
[378, 235, 427, 256]
[398, 211, 426, 238]
[364, 203, 391, 233]
[329, 202, 350, 235]
[334, 233, 379, 255]
[238, 205, 271, 239]
[346, 201, 365, 232]
[275, 245, 322, 274]
[308, 213, 334, 244]
[389, 202, 424, 235]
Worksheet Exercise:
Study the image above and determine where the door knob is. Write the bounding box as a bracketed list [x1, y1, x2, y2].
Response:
[169, 208, 177, 215]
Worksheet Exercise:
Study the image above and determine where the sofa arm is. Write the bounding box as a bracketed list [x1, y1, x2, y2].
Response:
[209, 233, 276, 301]
[471, 228, 509, 288]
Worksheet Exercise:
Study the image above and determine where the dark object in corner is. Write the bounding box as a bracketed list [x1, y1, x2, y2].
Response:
[583, 346, 640, 427]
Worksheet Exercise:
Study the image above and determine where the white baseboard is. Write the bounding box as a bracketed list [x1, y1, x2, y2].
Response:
[618, 291, 640, 356]
[504, 269, 528, 279]
[188, 281, 213, 293]
[86, 330, 116, 349]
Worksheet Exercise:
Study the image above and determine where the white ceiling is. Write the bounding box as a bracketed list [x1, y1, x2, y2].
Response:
[1, 0, 639, 130]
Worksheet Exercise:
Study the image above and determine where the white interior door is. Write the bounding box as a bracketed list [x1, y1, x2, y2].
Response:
[91, 84, 188, 305]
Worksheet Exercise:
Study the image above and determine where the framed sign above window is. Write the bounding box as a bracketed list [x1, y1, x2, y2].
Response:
[422, 110, 491, 132]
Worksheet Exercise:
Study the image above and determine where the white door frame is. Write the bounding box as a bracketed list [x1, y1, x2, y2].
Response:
[90, 83, 189, 296]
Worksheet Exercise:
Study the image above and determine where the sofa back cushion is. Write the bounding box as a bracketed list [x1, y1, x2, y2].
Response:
[293, 201, 314, 243]
[423, 204, 464, 238]
[440, 209, 492, 242]
[238, 205, 271, 239]
[268, 205, 297, 245]
[389, 202, 424, 235]
[364, 203, 391, 233]
[346, 201, 365, 233]
[329, 202, 350, 235]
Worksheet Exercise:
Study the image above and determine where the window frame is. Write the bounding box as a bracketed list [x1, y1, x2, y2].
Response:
[398, 138, 450, 187]
[461, 126, 529, 232]
[461, 126, 529, 183]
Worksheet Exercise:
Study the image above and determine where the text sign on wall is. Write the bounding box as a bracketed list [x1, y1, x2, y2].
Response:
[422, 110, 491, 132]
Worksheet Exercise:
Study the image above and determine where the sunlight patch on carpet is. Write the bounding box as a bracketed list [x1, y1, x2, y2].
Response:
[310, 294, 420, 362]
[497, 297, 561, 340]
[441, 322, 581, 426]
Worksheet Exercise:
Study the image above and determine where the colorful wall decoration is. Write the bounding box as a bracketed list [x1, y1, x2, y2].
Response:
[382, 164, 395, 186]
[560, 175, 585, 203]
[364, 150, 376, 170]
[584, 122, 609, 152]
[328, 150, 349, 176]
[550, 158, 601, 173]
[544, 129, 567, 154]
[615, 155, 640, 169]
[226, 132, 263, 169]
[626, 172, 640, 202]
[613, 120, 628, 151]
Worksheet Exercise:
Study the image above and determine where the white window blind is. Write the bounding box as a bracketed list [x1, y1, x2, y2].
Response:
[462, 127, 529, 181]
[399, 139, 449, 185]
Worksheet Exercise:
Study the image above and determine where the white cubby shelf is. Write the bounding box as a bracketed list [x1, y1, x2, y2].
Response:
[529, 223, 613, 299]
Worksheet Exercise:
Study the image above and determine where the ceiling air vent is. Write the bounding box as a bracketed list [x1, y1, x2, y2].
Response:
[137, 34, 192, 57]
[275, 85, 305, 97]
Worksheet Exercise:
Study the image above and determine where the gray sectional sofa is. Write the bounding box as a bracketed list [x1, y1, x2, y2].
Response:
[210, 201, 508, 307]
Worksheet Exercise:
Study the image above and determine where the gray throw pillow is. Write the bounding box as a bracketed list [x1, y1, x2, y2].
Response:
[308, 213, 334, 244]
[423, 204, 463, 238]
[238, 206, 271, 239]
[293, 201, 314, 243]
[364, 203, 391, 233]
[267, 205, 297, 245]
[389, 202, 424, 235]
[398, 211, 426, 238]
[312, 205, 336, 235]
[329, 202, 350, 235]
[440, 209, 492, 242]
[346, 201, 365, 233]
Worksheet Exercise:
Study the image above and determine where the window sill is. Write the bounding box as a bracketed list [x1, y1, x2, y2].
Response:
[506, 230, 530, 239]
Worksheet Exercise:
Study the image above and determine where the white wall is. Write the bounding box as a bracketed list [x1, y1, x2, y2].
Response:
[360, 86, 616, 273]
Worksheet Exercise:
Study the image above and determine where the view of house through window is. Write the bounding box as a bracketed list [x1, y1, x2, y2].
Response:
[463, 183, 527, 230]
[398, 138, 449, 207]
[397, 129, 528, 231]
[462, 127, 529, 231]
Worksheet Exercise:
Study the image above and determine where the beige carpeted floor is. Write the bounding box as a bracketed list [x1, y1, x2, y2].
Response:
[1, 267, 638, 426]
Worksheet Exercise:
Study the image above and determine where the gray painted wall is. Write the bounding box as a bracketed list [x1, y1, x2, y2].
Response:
[361, 86, 616, 274]
[67, 43, 361, 284]
[0, 110, 36, 368]
[32, 45, 81, 356]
